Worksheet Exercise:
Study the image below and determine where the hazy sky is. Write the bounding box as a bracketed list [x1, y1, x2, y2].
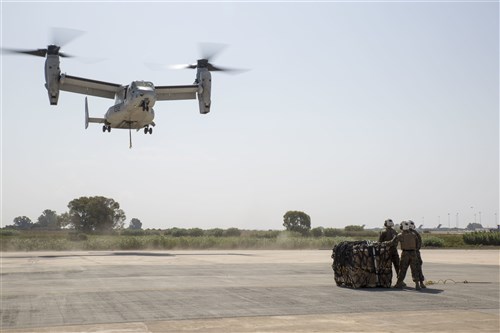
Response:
[1, 1, 498, 230]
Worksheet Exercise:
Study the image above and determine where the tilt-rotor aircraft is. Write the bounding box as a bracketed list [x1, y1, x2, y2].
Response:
[3, 29, 241, 148]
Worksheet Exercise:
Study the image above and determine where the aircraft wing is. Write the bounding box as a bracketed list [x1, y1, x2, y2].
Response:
[155, 85, 198, 101]
[59, 74, 122, 99]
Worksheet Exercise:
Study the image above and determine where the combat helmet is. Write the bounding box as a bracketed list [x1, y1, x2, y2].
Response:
[384, 219, 394, 228]
[400, 221, 410, 231]
[408, 220, 416, 230]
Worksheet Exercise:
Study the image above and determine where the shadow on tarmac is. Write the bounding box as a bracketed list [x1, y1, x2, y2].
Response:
[339, 286, 444, 294]
[13, 252, 255, 259]
[113, 252, 254, 257]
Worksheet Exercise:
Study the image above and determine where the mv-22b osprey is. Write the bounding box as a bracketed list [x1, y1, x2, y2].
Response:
[3, 34, 240, 147]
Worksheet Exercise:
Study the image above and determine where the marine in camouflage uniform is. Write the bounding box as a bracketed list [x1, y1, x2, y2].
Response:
[378, 219, 400, 275]
[393, 221, 421, 290]
[409, 220, 426, 289]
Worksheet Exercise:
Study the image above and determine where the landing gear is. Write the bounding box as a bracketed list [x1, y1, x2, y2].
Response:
[102, 125, 111, 132]
[144, 126, 152, 134]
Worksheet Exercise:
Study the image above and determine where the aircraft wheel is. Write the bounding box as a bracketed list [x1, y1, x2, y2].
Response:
[149, 128, 153, 135]
[102, 125, 107, 132]
[144, 127, 148, 134]
[107, 126, 111, 132]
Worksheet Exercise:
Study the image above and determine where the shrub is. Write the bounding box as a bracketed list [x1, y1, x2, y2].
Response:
[224, 228, 242, 237]
[323, 228, 341, 237]
[68, 232, 88, 241]
[319, 236, 354, 249]
[187, 228, 204, 237]
[83, 236, 117, 250]
[121, 229, 145, 236]
[344, 225, 364, 232]
[246, 230, 280, 239]
[422, 236, 445, 248]
[169, 228, 189, 237]
[118, 236, 146, 250]
[0, 229, 20, 236]
[1, 238, 73, 251]
[311, 227, 324, 238]
[323, 228, 378, 239]
[206, 228, 224, 237]
[463, 231, 500, 246]
[436, 234, 465, 247]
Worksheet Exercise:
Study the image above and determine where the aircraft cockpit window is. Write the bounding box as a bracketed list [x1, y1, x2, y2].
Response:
[137, 81, 154, 89]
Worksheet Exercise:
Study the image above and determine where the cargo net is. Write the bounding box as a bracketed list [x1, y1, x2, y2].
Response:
[331, 240, 394, 288]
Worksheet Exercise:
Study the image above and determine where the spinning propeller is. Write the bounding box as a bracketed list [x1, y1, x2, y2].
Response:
[1, 27, 84, 58]
[148, 43, 247, 74]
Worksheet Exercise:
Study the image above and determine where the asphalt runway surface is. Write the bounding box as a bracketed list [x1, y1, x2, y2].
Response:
[1, 250, 498, 332]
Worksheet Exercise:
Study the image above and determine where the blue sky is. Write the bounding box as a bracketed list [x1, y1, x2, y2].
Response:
[1, 1, 498, 230]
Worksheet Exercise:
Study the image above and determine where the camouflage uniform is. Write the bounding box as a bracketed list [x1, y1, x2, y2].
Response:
[411, 229, 425, 283]
[379, 227, 400, 274]
[393, 230, 420, 289]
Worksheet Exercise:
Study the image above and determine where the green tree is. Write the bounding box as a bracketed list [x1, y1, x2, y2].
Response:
[168, 227, 187, 237]
[311, 227, 324, 238]
[283, 211, 311, 236]
[206, 228, 224, 237]
[58, 212, 71, 229]
[344, 225, 365, 232]
[128, 218, 143, 230]
[35, 209, 59, 229]
[188, 228, 204, 237]
[11, 216, 33, 230]
[67, 196, 126, 233]
[323, 228, 341, 237]
[224, 228, 242, 237]
[466, 222, 483, 230]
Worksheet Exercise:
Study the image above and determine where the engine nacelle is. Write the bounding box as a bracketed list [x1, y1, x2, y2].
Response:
[44, 55, 61, 105]
[196, 68, 211, 114]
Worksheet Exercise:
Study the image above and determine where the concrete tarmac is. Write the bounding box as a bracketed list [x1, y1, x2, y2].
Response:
[1, 249, 499, 332]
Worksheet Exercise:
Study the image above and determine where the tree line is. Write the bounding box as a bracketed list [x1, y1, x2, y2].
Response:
[6, 196, 141, 233]
[5, 196, 373, 237]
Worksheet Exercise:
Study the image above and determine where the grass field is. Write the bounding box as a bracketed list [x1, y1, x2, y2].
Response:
[1, 229, 497, 251]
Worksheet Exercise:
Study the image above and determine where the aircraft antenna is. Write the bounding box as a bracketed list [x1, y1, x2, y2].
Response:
[128, 123, 133, 149]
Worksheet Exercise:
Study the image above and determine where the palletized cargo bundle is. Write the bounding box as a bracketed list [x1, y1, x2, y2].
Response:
[331, 240, 394, 288]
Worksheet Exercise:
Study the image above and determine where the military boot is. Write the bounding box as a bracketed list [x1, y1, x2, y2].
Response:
[420, 281, 427, 289]
[415, 282, 421, 290]
[393, 281, 404, 289]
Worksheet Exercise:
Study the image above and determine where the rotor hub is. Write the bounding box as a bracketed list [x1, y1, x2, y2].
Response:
[197, 59, 209, 68]
[47, 45, 61, 56]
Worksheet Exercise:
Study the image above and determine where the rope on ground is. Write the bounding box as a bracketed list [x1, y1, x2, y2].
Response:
[427, 279, 469, 285]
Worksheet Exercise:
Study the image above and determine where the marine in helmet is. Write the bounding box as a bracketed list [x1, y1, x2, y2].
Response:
[393, 221, 422, 290]
[408, 220, 426, 289]
[379, 219, 400, 275]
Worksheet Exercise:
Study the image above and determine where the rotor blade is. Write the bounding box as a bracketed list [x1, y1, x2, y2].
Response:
[1, 48, 47, 57]
[199, 42, 227, 61]
[51, 27, 85, 47]
[208, 64, 249, 74]
[168, 63, 196, 70]
[207, 64, 228, 72]
[59, 52, 74, 58]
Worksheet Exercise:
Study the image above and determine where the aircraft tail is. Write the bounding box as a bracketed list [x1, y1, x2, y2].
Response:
[84, 97, 105, 129]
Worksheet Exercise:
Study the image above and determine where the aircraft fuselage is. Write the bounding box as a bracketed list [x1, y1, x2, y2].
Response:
[105, 81, 156, 129]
